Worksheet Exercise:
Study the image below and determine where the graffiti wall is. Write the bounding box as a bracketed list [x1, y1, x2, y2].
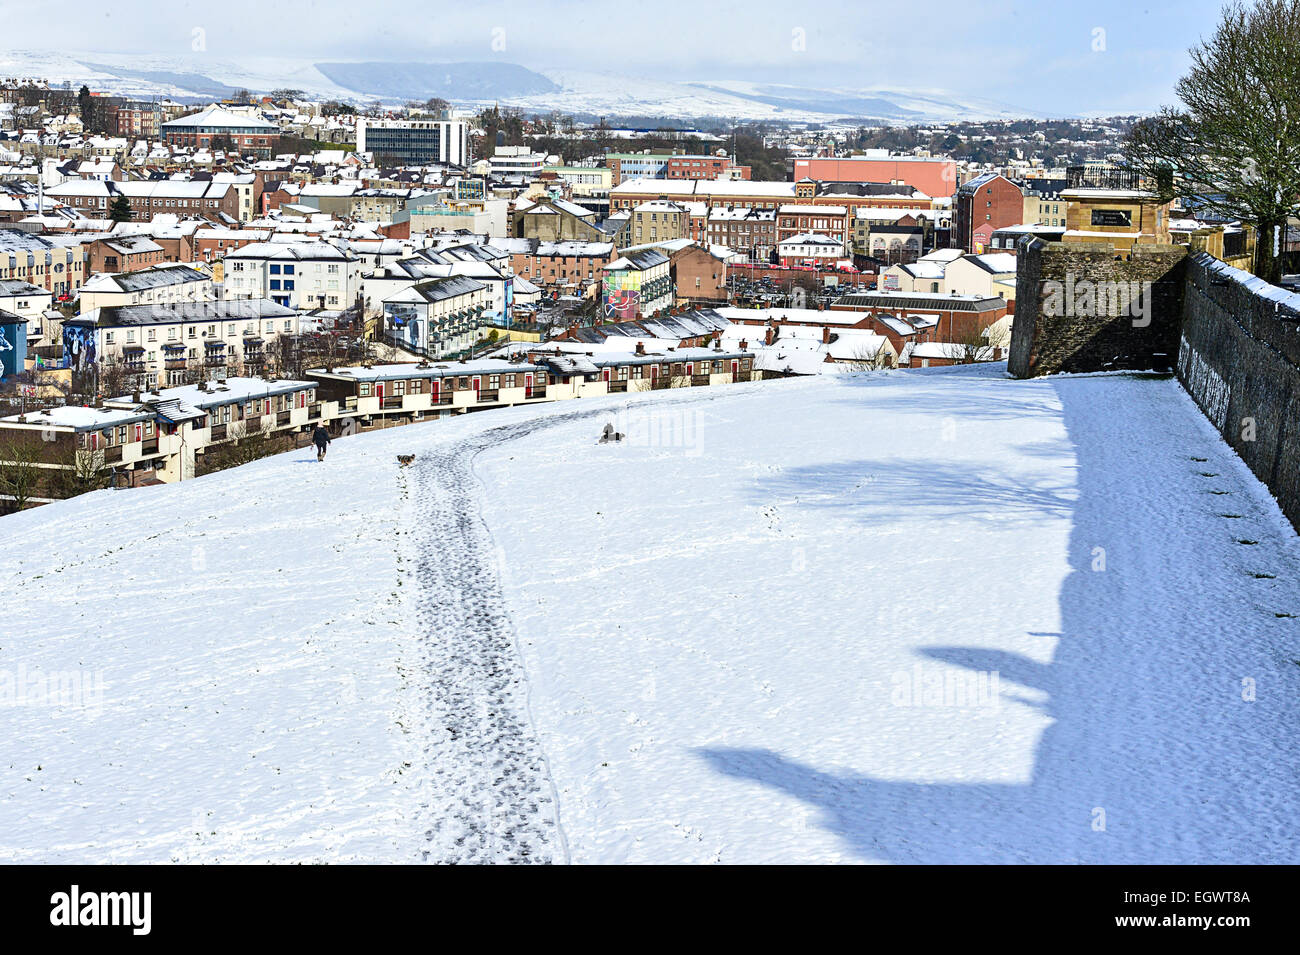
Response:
[603, 272, 641, 321]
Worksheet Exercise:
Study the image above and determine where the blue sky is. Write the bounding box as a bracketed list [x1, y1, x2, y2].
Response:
[1, 0, 1230, 115]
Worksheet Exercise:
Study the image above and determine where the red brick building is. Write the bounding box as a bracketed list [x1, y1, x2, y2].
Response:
[792, 156, 958, 199]
[85, 235, 168, 274]
[954, 173, 1024, 253]
[666, 155, 750, 180]
[160, 105, 281, 157]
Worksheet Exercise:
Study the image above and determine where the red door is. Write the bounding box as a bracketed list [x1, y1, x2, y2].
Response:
[375, 382, 385, 399]
[133, 423, 143, 442]
[431, 380, 440, 403]
[524, 373, 533, 398]
[472, 376, 481, 397]
[602, 368, 610, 383]
[731, 359, 740, 381]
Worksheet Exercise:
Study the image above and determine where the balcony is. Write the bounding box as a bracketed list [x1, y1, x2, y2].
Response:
[382, 396, 404, 410]
[691, 374, 710, 387]
[245, 415, 262, 432]
[104, 445, 123, 463]
[433, 394, 453, 406]
[308, 403, 321, 418]
[607, 380, 628, 393]
[164, 358, 188, 371]
[277, 410, 292, 427]
[210, 423, 227, 440]
[476, 389, 499, 403]
[525, 387, 546, 399]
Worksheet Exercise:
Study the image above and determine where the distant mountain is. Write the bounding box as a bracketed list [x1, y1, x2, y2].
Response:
[687, 83, 925, 120]
[0, 48, 1045, 123]
[314, 61, 560, 101]
[77, 62, 242, 99]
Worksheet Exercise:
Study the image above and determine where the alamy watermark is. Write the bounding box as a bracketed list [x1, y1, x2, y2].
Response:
[890, 663, 1001, 709]
[0, 664, 105, 716]
[1043, 275, 1153, 327]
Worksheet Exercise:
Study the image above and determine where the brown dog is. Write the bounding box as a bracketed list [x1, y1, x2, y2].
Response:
[396, 454, 416, 467]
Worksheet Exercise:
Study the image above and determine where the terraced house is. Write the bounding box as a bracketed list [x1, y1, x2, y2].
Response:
[45, 179, 244, 223]
[77, 264, 216, 312]
[223, 241, 360, 310]
[382, 275, 491, 359]
[0, 229, 85, 295]
[306, 342, 758, 426]
[63, 300, 299, 389]
[0, 376, 326, 502]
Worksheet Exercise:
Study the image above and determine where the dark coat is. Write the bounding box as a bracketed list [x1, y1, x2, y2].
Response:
[312, 426, 331, 447]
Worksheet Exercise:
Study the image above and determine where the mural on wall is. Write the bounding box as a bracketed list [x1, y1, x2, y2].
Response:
[62, 323, 96, 372]
[603, 272, 641, 322]
[0, 321, 24, 379]
[385, 303, 422, 349]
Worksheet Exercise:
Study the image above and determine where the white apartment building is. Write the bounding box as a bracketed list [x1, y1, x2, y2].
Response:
[223, 241, 361, 310]
[78, 264, 217, 312]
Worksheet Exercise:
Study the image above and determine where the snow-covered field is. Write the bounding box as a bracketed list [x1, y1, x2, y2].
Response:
[3, 366, 1299, 863]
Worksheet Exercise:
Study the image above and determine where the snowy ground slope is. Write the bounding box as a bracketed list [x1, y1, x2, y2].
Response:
[3, 367, 1299, 863]
[477, 368, 1300, 863]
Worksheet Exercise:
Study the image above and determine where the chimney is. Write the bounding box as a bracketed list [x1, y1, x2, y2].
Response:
[765, 326, 775, 346]
[635, 341, 645, 356]
[739, 339, 748, 351]
[132, 390, 140, 402]
[822, 326, 831, 344]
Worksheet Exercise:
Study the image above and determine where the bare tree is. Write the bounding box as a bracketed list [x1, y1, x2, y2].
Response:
[1124, 0, 1300, 282]
[50, 443, 108, 499]
[0, 438, 45, 512]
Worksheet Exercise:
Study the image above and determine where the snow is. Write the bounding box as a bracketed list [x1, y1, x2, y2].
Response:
[3, 366, 1300, 863]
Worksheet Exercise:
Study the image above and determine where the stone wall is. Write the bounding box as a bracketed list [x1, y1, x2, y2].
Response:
[1179, 252, 1300, 530]
[1008, 240, 1188, 377]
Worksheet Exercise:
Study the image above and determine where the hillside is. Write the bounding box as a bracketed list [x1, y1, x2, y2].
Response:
[0, 48, 1042, 121]
[2, 366, 1298, 863]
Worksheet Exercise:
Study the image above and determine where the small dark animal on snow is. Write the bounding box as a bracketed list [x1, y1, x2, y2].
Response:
[599, 423, 625, 443]
[396, 454, 416, 467]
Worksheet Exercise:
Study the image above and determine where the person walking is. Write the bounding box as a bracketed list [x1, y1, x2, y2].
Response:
[312, 424, 332, 461]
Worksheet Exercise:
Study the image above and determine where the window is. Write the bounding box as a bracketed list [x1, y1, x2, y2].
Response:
[270, 264, 281, 275]
[360, 383, 372, 397]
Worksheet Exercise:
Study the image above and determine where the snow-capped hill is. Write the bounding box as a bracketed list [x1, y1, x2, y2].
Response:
[0, 47, 1045, 121]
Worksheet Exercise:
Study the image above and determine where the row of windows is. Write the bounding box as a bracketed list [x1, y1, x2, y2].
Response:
[358, 372, 548, 397]
[105, 320, 294, 344]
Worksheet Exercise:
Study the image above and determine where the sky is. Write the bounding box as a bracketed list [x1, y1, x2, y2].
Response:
[0, 0, 1231, 115]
